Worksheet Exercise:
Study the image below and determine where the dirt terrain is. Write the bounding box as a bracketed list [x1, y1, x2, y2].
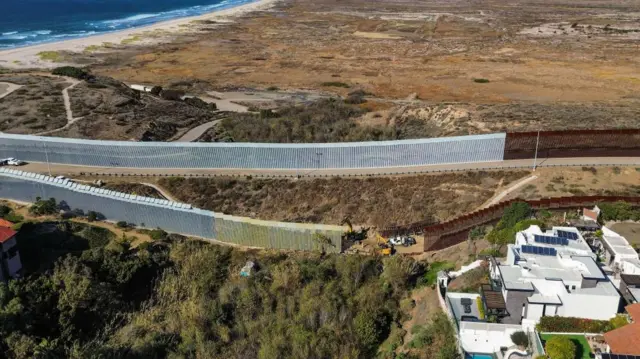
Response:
[83, 0, 640, 133]
[0, 75, 68, 134]
[1, 0, 638, 141]
[0, 73, 226, 141]
[155, 170, 526, 227]
[507, 166, 640, 200]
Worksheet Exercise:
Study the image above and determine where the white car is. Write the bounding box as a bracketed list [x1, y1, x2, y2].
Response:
[3, 158, 25, 166]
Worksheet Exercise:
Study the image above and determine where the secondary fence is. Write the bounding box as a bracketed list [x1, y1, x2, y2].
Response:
[0, 133, 506, 169]
[0, 169, 345, 252]
[382, 196, 640, 252]
[418, 196, 640, 252]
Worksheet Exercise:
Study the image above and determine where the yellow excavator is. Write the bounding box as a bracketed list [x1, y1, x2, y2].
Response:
[376, 233, 394, 256]
[341, 218, 369, 243]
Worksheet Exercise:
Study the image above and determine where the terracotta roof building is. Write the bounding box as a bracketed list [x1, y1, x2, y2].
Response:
[0, 218, 14, 228]
[604, 303, 640, 355]
[0, 220, 21, 281]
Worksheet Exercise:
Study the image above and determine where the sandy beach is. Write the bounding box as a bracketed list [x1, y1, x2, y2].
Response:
[0, 0, 278, 70]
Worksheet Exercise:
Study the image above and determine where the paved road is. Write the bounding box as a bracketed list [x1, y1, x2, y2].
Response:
[15, 157, 640, 178]
[175, 119, 223, 142]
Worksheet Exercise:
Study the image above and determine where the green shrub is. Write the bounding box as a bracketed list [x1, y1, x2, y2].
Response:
[4, 211, 24, 223]
[116, 221, 128, 228]
[52, 66, 91, 80]
[498, 202, 532, 230]
[510, 331, 529, 347]
[598, 201, 640, 222]
[0, 205, 11, 217]
[536, 316, 612, 333]
[545, 336, 576, 359]
[149, 228, 168, 240]
[87, 211, 98, 222]
[609, 314, 629, 329]
[29, 197, 58, 216]
[476, 296, 485, 320]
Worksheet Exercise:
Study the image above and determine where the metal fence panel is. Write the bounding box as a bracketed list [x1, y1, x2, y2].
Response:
[0, 169, 343, 252]
[0, 133, 506, 169]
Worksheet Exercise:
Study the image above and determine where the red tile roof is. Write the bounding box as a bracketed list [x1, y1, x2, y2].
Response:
[0, 227, 16, 244]
[604, 303, 640, 355]
[0, 219, 14, 228]
[583, 208, 599, 221]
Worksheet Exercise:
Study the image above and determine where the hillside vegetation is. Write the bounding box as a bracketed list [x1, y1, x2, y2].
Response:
[0, 218, 461, 359]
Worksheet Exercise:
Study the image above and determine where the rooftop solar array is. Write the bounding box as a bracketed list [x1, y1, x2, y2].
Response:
[534, 234, 569, 246]
[601, 354, 640, 359]
[521, 245, 557, 256]
[557, 230, 579, 240]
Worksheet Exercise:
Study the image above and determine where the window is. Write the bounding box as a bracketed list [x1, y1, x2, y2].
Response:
[572, 285, 576, 290]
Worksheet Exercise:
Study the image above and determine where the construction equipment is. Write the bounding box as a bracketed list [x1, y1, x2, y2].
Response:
[376, 233, 394, 256]
[341, 217, 369, 243]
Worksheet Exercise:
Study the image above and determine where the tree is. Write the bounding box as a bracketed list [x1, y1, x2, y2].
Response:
[510, 331, 529, 348]
[497, 202, 531, 230]
[29, 197, 58, 216]
[87, 211, 98, 222]
[545, 336, 576, 359]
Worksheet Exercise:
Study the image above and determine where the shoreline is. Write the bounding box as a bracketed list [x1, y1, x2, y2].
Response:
[0, 0, 278, 70]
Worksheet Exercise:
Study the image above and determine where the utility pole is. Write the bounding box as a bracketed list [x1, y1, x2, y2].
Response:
[532, 130, 540, 172]
[43, 140, 52, 176]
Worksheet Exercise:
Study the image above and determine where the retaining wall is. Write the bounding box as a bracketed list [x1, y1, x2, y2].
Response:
[0, 133, 506, 169]
[0, 169, 344, 252]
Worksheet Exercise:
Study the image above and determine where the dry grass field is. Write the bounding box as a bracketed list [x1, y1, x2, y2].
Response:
[156, 170, 527, 227]
[90, 0, 640, 130]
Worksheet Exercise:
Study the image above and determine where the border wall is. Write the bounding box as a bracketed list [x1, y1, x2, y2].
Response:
[0, 169, 345, 252]
[420, 196, 640, 252]
[504, 129, 640, 160]
[0, 133, 506, 169]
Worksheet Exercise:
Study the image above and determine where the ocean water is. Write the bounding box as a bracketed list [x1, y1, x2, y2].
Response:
[0, 0, 255, 49]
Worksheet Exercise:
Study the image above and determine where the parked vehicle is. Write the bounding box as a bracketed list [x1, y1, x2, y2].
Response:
[389, 235, 416, 247]
[1, 158, 25, 166]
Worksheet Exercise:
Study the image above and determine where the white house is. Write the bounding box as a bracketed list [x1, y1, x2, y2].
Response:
[600, 226, 640, 275]
[490, 226, 621, 327]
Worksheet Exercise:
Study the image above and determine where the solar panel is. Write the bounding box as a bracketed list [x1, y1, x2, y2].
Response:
[534, 235, 568, 246]
[521, 245, 556, 256]
[461, 298, 472, 305]
[601, 354, 640, 359]
[557, 230, 578, 240]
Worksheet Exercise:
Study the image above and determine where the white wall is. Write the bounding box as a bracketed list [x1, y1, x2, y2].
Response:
[622, 261, 640, 275]
[558, 293, 619, 320]
[544, 304, 558, 316]
[525, 303, 544, 321]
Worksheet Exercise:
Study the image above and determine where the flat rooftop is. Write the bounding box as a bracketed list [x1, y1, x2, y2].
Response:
[517, 226, 594, 257]
[447, 293, 482, 321]
[602, 226, 640, 259]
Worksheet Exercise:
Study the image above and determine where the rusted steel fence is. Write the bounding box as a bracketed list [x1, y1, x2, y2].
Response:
[421, 196, 640, 251]
[504, 129, 640, 160]
[384, 196, 640, 252]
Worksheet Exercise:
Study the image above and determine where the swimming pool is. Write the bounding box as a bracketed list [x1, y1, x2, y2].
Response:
[465, 353, 494, 359]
